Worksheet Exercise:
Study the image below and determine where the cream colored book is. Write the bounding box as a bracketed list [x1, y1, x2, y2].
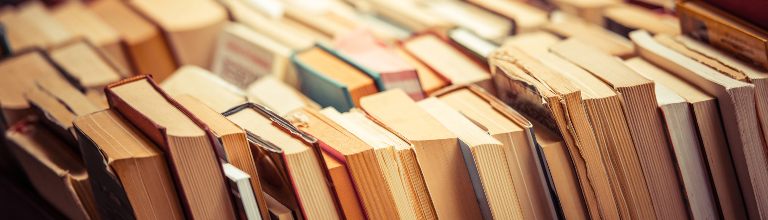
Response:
[51, 1, 129, 73]
[490, 46, 621, 220]
[246, 76, 319, 117]
[550, 0, 621, 24]
[211, 23, 293, 88]
[402, 34, 493, 92]
[361, 89, 480, 220]
[424, 0, 511, 43]
[364, 0, 453, 32]
[3, 1, 74, 51]
[282, 0, 360, 39]
[131, 0, 227, 68]
[603, 4, 679, 36]
[552, 38, 686, 219]
[544, 20, 633, 58]
[217, 0, 315, 50]
[160, 65, 247, 112]
[631, 30, 768, 220]
[418, 97, 524, 220]
[625, 57, 720, 219]
[0, 51, 66, 126]
[503, 31, 561, 56]
[466, 0, 548, 34]
[48, 40, 124, 102]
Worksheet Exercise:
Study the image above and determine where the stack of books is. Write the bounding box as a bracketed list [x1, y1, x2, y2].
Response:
[1, 0, 767, 219]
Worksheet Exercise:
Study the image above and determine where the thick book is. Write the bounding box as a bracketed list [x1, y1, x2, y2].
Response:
[223, 103, 343, 220]
[677, 0, 768, 69]
[602, 4, 679, 37]
[160, 65, 247, 112]
[544, 20, 633, 58]
[292, 44, 379, 112]
[435, 85, 563, 220]
[47, 40, 124, 106]
[105, 75, 237, 220]
[246, 76, 320, 117]
[334, 29, 425, 100]
[466, 0, 548, 34]
[6, 118, 98, 220]
[631, 30, 768, 220]
[74, 110, 184, 220]
[88, 0, 176, 81]
[0, 50, 65, 127]
[1, 1, 74, 51]
[130, 0, 227, 68]
[423, 0, 512, 43]
[361, 89, 480, 220]
[625, 57, 720, 219]
[393, 46, 449, 95]
[176, 96, 269, 220]
[26, 74, 101, 146]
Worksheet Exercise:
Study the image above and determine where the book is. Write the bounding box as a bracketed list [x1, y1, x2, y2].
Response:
[6, 118, 98, 220]
[360, 89, 480, 220]
[211, 23, 292, 89]
[160, 65, 247, 112]
[245, 76, 320, 117]
[677, 0, 768, 69]
[401, 34, 493, 93]
[631, 30, 768, 220]
[0, 50, 64, 127]
[703, 0, 768, 30]
[2, 1, 74, 51]
[47, 40, 124, 98]
[417, 97, 521, 220]
[602, 4, 679, 37]
[544, 20, 634, 58]
[353, 13, 411, 43]
[624, 57, 720, 219]
[74, 110, 184, 220]
[423, 0, 512, 43]
[364, 0, 453, 32]
[223, 163, 263, 220]
[25, 74, 101, 146]
[320, 152, 365, 219]
[435, 86, 561, 220]
[105, 75, 237, 220]
[625, 55, 745, 219]
[448, 28, 499, 64]
[51, 1, 130, 73]
[393, 46, 449, 95]
[282, 0, 360, 39]
[503, 31, 561, 56]
[552, 38, 686, 219]
[218, 0, 315, 51]
[292, 45, 379, 111]
[175, 95, 269, 220]
[490, 46, 620, 220]
[264, 193, 293, 220]
[89, 0, 177, 81]
[223, 103, 342, 219]
[550, 0, 621, 24]
[130, 0, 227, 68]
[466, 0, 548, 34]
[321, 108, 431, 220]
[334, 29, 425, 100]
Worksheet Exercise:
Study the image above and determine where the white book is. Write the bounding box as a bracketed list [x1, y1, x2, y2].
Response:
[223, 163, 262, 220]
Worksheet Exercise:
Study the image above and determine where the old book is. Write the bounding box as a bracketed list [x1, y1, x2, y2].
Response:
[160, 66, 247, 112]
[631, 30, 768, 219]
[435, 86, 561, 220]
[364, 0, 453, 32]
[282, 0, 360, 39]
[550, 0, 620, 24]
[418, 97, 522, 220]
[0, 50, 64, 127]
[625, 56, 745, 219]
[466, 0, 548, 34]
[246, 76, 319, 117]
[2, 1, 74, 51]
[602, 4, 679, 37]
[89, 0, 176, 82]
[625, 57, 720, 219]
[48, 40, 124, 100]
[320, 152, 365, 220]
[25, 74, 101, 146]
[321, 108, 430, 220]
[51, 1, 129, 73]
[448, 28, 499, 64]
[130, 0, 227, 68]
[264, 193, 293, 220]
[424, 0, 512, 43]
[393, 46, 449, 95]
[677, 0, 768, 69]
[224, 103, 342, 219]
[175, 96, 269, 220]
[222, 163, 263, 220]
[218, 0, 315, 51]
[544, 20, 634, 58]
[490, 46, 620, 220]
[334, 29, 425, 100]
[211, 23, 292, 89]
[292, 45, 378, 111]
[361, 89, 480, 220]
[670, 35, 768, 154]
[74, 110, 184, 220]
[6, 118, 98, 220]
[552, 38, 687, 219]
[105, 75, 236, 220]
[503, 31, 561, 56]
[295, 107, 420, 219]
[402, 34, 493, 93]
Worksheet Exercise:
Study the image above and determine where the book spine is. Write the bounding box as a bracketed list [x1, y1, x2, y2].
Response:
[458, 140, 492, 220]
[678, 2, 768, 69]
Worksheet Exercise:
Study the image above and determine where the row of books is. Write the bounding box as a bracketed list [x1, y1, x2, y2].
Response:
[1, 0, 768, 219]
